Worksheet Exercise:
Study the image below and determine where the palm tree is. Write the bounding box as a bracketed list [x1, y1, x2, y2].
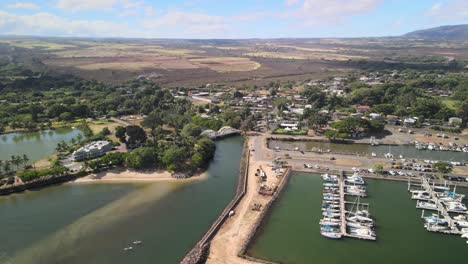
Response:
[76, 133, 83, 142]
[70, 138, 77, 145]
[22, 154, 29, 167]
[10, 155, 20, 171]
[3, 161, 11, 175]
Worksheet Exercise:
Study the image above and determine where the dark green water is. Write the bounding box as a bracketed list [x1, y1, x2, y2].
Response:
[248, 172, 468, 264]
[0, 128, 83, 162]
[0, 136, 243, 264]
[269, 140, 467, 162]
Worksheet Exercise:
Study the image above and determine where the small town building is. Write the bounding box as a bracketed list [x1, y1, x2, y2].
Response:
[403, 118, 417, 127]
[386, 115, 400, 125]
[369, 113, 383, 120]
[448, 117, 462, 126]
[356, 105, 370, 113]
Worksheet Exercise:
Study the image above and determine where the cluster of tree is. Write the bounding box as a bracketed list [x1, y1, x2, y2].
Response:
[17, 165, 68, 182]
[0, 155, 30, 178]
[325, 117, 385, 139]
[301, 70, 467, 127]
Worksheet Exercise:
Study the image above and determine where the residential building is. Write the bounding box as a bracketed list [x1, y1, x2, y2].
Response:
[72, 141, 113, 161]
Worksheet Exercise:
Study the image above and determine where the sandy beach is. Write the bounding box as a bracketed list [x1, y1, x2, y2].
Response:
[73, 168, 207, 183]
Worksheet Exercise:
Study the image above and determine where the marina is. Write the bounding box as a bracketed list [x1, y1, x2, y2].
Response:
[268, 139, 468, 162]
[320, 172, 376, 241]
[248, 173, 468, 264]
[408, 176, 468, 242]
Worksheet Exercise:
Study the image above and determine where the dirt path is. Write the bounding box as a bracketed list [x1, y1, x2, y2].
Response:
[206, 137, 281, 264]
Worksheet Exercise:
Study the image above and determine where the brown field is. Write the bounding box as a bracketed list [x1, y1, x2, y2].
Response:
[189, 57, 261, 72]
[1, 37, 467, 86]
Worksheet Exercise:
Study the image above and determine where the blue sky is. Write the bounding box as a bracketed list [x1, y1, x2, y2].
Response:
[0, 0, 467, 38]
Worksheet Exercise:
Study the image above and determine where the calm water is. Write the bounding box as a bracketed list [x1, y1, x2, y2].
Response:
[0, 136, 243, 264]
[0, 128, 83, 162]
[248, 172, 468, 264]
[269, 140, 468, 162]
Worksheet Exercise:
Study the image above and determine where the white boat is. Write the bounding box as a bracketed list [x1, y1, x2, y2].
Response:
[322, 212, 341, 218]
[411, 192, 431, 200]
[371, 152, 377, 157]
[124, 247, 133, 251]
[454, 215, 467, 221]
[323, 183, 339, 187]
[347, 222, 373, 228]
[424, 214, 447, 225]
[321, 231, 342, 239]
[456, 220, 468, 228]
[424, 223, 448, 232]
[446, 202, 468, 212]
[133, 240, 143, 245]
[416, 201, 437, 210]
[347, 215, 373, 223]
[322, 208, 340, 213]
[349, 228, 376, 238]
[322, 174, 338, 182]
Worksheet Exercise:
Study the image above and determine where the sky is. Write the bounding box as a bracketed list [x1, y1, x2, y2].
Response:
[0, 0, 467, 39]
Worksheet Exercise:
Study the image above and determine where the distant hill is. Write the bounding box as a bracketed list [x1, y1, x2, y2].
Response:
[403, 24, 468, 41]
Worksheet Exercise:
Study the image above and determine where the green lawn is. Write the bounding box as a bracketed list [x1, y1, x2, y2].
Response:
[272, 128, 308, 135]
[441, 99, 457, 110]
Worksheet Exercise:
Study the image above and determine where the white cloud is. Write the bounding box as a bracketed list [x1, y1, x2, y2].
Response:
[55, 0, 141, 12]
[427, 1, 468, 21]
[0, 10, 138, 37]
[140, 10, 228, 37]
[285, 0, 300, 6]
[7, 2, 40, 10]
[286, 0, 382, 25]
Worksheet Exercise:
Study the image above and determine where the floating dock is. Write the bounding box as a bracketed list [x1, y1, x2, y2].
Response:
[409, 177, 467, 238]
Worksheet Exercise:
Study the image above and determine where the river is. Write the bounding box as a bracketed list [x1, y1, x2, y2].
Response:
[0, 128, 83, 162]
[268, 140, 467, 162]
[0, 136, 243, 264]
[248, 172, 468, 264]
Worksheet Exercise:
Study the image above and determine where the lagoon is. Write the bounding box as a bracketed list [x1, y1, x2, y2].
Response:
[0, 136, 243, 264]
[0, 128, 83, 162]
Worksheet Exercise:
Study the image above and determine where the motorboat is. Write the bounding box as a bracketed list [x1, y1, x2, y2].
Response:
[124, 247, 133, 251]
[322, 174, 338, 182]
[321, 208, 340, 213]
[424, 223, 448, 232]
[323, 183, 339, 187]
[456, 220, 468, 228]
[133, 240, 142, 245]
[321, 226, 340, 233]
[424, 214, 447, 225]
[411, 192, 431, 200]
[446, 202, 467, 212]
[416, 201, 437, 210]
[321, 231, 342, 239]
[322, 211, 341, 218]
[454, 215, 468, 221]
[345, 177, 365, 185]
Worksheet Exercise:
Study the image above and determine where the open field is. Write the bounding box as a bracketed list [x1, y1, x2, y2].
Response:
[1, 37, 467, 85]
[0, 39, 77, 50]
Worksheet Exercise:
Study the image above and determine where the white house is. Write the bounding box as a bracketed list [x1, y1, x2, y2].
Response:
[403, 118, 417, 127]
[448, 117, 462, 126]
[72, 141, 113, 161]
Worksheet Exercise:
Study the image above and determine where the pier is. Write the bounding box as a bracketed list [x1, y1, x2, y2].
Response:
[321, 171, 376, 241]
[409, 176, 467, 238]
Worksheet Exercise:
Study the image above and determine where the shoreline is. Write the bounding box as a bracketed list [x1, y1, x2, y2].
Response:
[72, 168, 208, 184]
